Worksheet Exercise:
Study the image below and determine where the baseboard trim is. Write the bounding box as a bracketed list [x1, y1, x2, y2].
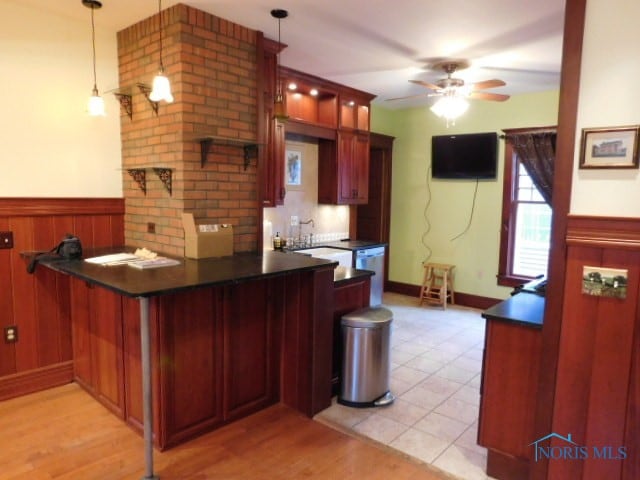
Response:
[386, 281, 502, 310]
[0, 361, 74, 401]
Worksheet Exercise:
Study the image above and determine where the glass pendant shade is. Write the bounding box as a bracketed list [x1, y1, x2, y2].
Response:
[88, 87, 106, 116]
[271, 9, 288, 121]
[150, 71, 174, 103]
[273, 90, 288, 121]
[83, 0, 104, 116]
[430, 95, 469, 125]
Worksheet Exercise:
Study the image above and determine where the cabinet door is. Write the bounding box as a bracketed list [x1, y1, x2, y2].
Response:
[223, 279, 280, 421]
[338, 131, 369, 204]
[338, 131, 357, 203]
[261, 40, 286, 207]
[353, 133, 370, 203]
[70, 277, 125, 418]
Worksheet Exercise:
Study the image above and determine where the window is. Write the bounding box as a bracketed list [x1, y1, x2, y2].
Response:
[498, 141, 552, 286]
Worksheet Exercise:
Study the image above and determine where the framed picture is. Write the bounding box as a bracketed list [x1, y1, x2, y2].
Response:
[579, 126, 640, 169]
[286, 149, 302, 186]
[582, 265, 628, 299]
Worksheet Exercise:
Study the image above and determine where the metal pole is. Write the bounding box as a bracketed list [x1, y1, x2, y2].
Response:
[139, 297, 159, 479]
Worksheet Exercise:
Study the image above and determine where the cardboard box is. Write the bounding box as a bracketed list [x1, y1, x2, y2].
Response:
[182, 213, 233, 259]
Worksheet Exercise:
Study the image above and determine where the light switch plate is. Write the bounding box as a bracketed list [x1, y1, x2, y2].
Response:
[290, 216, 299, 226]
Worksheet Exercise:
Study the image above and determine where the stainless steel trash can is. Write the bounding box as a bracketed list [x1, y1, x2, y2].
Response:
[339, 306, 395, 408]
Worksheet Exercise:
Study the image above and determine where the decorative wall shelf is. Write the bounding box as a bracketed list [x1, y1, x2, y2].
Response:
[197, 136, 259, 170]
[153, 168, 173, 195]
[137, 83, 159, 115]
[127, 169, 146, 194]
[125, 167, 173, 196]
[113, 92, 133, 119]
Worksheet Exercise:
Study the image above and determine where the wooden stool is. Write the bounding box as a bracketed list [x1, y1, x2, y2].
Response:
[419, 263, 455, 309]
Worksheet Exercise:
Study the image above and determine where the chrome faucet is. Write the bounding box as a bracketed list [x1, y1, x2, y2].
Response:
[298, 219, 315, 246]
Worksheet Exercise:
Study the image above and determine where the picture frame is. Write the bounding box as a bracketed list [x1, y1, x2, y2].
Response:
[582, 265, 628, 299]
[579, 126, 640, 169]
[285, 149, 303, 186]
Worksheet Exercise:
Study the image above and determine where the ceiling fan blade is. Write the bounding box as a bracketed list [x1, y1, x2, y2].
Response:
[469, 79, 506, 90]
[409, 79, 441, 91]
[468, 91, 510, 102]
[384, 93, 429, 102]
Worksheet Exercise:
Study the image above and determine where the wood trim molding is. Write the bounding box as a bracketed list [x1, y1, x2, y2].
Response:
[0, 361, 73, 401]
[0, 198, 124, 217]
[532, 1, 588, 479]
[385, 281, 502, 311]
[566, 215, 640, 249]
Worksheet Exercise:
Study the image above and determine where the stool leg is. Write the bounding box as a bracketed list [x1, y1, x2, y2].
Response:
[419, 266, 428, 305]
[448, 269, 455, 305]
[441, 270, 448, 309]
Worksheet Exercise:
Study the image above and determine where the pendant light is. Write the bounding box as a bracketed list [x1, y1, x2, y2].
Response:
[83, 0, 105, 116]
[149, 0, 174, 103]
[271, 9, 288, 121]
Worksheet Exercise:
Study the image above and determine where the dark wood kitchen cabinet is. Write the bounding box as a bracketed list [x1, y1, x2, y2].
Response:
[260, 36, 286, 207]
[478, 296, 543, 480]
[70, 277, 125, 419]
[318, 131, 370, 204]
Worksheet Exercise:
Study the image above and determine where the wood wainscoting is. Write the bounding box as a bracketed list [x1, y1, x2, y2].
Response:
[548, 215, 640, 480]
[0, 198, 124, 401]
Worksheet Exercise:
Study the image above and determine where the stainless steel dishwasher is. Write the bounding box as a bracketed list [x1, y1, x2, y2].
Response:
[355, 246, 385, 306]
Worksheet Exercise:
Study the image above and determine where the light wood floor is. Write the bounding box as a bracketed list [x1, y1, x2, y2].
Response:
[0, 383, 452, 480]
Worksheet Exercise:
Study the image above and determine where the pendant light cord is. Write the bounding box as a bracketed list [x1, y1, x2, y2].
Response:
[158, 0, 164, 72]
[90, 5, 98, 92]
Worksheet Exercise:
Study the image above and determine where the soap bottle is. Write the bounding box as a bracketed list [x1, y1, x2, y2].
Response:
[273, 232, 282, 250]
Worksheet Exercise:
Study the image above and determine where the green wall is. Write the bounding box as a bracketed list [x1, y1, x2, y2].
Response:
[371, 90, 560, 301]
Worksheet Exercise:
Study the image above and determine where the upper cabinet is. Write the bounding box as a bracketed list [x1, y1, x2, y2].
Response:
[259, 36, 286, 207]
[339, 95, 370, 132]
[280, 67, 338, 128]
[319, 131, 370, 205]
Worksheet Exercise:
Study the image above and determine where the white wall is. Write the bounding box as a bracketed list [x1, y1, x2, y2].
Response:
[570, 0, 640, 216]
[0, 1, 122, 197]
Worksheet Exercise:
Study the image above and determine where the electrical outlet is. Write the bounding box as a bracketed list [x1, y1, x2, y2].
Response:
[147, 222, 156, 234]
[4, 326, 17, 343]
[0, 231, 13, 249]
[290, 216, 299, 226]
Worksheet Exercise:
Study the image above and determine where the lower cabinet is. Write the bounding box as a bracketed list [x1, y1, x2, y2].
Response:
[477, 318, 542, 480]
[71, 271, 330, 450]
[70, 277, 125, 418]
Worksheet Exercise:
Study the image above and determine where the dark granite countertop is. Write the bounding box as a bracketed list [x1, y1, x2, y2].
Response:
[284, 240, 387, 253]
[333, 266, 374, 285]
[481, 292, 545, 328]
[39, 247, 337, 298]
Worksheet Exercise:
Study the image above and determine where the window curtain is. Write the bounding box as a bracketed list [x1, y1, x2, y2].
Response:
[504, 130, 556, 205]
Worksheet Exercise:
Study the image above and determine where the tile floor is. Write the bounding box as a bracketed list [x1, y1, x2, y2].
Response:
[315, 292, 496, 480]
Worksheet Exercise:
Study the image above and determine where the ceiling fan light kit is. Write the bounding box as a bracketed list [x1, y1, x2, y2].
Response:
[392, 60, 510, 125]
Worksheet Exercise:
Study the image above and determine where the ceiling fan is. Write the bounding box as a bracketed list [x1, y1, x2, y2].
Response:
[388, 60, 511, 103]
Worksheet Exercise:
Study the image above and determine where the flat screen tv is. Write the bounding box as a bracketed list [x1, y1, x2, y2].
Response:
[431, 132, 498, 179]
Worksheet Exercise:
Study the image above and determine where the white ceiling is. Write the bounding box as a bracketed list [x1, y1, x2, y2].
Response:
[32, 0, 566, 108]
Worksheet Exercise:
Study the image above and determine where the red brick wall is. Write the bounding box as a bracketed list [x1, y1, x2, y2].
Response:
[117, 4, 258, 255]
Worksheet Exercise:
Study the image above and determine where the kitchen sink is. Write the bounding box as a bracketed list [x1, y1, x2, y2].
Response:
[297, 247, 352, 268]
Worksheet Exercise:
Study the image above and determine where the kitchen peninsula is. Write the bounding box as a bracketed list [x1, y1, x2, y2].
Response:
[42, 248, 343, 457]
